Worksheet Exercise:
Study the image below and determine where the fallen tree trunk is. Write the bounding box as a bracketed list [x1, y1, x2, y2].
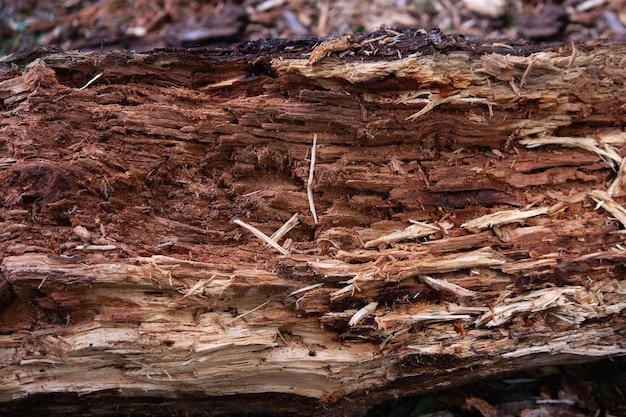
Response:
[0, 28, 625, 416]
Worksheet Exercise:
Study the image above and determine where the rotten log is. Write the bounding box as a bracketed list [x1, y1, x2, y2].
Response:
[0, 28, 625, 416]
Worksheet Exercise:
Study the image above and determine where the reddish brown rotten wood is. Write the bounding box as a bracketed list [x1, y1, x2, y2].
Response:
[0, 29, 625, 416]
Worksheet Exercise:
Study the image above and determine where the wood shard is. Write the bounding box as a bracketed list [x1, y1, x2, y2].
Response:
[406, 93, 494, 121]
[225, 300, 271, 324]
[461, 207, 550, 232]
[289, 282, 324, 297]
[376, 304, 476, 331]
[182, 275, 217, 298]
[607, 159, 626, 197]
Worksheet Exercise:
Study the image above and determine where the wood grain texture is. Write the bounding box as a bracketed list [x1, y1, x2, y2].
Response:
[0, 29, 625, 416]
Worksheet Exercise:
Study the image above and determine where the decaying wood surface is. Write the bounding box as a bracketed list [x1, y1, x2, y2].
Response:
[1, 29, 625, 416]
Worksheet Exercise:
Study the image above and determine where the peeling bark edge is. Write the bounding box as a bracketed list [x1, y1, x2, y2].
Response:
[0, 27, 570, 89]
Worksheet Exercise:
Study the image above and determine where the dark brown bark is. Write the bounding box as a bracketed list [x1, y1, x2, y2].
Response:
[0, 29, 625, 416]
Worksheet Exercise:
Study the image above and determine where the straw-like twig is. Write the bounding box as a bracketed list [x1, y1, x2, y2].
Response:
[233, 219, 288, 255]
[225, 300, 271, 324]
[78, 72, 103, 90]
[268, 213, 300, 247]
[307, 133, 319, 224]
[289, 282, 324, 297]
[349, 302, 378, 327]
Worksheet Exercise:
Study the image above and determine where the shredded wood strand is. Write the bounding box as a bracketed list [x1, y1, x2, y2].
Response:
[329, 284, 355, 300]
[475, 287, 589, 327]
[402, 92, 494, 121]
[407, 314, 472, 321]
[182, 275, 217, 298]
[78, 72, 103, 91]
[393, 247, 506, 279]
[75, 244, 117, 250]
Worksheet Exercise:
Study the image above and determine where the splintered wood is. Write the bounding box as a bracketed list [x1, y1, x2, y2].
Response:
[1, 29, 626, 416]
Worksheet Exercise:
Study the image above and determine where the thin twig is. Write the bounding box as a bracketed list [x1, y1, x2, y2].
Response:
[233, 219, 288, 255]
[225, 300, 271, 324]
[289, 282, 324, 297]
[154, 241, 173, 249]
[38, 276, 47, 290]
[53, 72, 103, 102]
[268, 213, 300, 248]
[182, 275, 217, 298]
[307, 133, 319, 224]
[78, 72, 103, 91]
[75, 244, 117, 250]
